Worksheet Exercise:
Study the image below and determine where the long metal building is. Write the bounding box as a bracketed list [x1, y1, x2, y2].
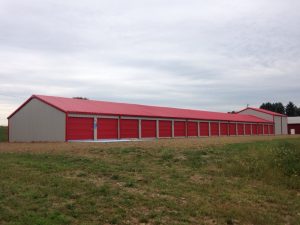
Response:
[7, 95, 287, 142]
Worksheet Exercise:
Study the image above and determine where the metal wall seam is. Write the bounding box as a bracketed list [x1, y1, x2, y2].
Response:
[138, 119, 142, 139]
[94, 117, 97, 140]
[172, 120, 175, 138]
[156, 120, 159, 138]
[117, 116, 120, 139]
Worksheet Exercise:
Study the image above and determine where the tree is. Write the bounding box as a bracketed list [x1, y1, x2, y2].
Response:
[286, 102, 297, 117]
[260, 102, 273, 111]
[259, 101, 300, 116]
[296, 107, 300, 116]
[260, 102, 285, 114]
[273, 102, 285, 114]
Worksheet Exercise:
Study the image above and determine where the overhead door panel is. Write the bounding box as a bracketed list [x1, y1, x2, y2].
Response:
[159, 121, 172, 138]
[174, 121, 186, 137]
[229, 123, 236, 136]
[245, 124, 251, 135]
[258, 124, 263, 135]
[141, 120, 156, 138]
[67, 117, 94, 140]
[200, 122, 209, 136]
[220, 123, 228, 136]
[120, 119, 139, 139]
[252, 124, 258, 135]
[187, 122, 198, 137]
[97, 118, 118, 139]
[238, 124, 244, 135]
[264, 124, 269, 135]
[210, 122, 219, 136]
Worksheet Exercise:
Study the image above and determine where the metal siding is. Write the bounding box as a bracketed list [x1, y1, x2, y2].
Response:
[229, 123, 236, 135]
[120, 119, 139, 139]
[67, 117, 94, 140]
[9, 98, 65, 142]
[252, 124, 258, 135]
[187, 121, 198, 137]
[238, 109, 273, 121]
[257, 124, 263, 135]
[174, 121, 186, 137]
[245, 124, 251, 135]
[141, 120, 156, 138]
[199, 122, 209, 136]
[237, 124, 244, 135]
[220, 123, 228, 136]
[269, 124, 274, 134]
[210, 122, 219, 136]
[281, 117, 288, 134]
[274, 116, 282, 135]
[263, 124, 269, 135]
[159, 120, 172, 137]
[288, 124, 300, 134]
[97, 118, 118, 139]
[287, 117, 300, 124]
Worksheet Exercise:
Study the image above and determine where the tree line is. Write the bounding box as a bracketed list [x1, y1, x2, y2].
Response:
[260, 102, 300, 117]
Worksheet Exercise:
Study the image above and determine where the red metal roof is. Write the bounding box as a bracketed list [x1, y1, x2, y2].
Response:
[8, 95, 273, 123]
[237, 107, 286, 117]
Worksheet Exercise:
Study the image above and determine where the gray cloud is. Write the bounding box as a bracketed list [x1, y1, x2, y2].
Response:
[1, 0, 300, 124]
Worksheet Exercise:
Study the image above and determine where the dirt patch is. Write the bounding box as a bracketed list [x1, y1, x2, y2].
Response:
[0, 135, 298, 157]
[190, 174, 213, 184]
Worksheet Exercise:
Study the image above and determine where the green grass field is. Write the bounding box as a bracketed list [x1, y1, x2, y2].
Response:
[0, 126, 8, 142]
[0, 137, 300, 224]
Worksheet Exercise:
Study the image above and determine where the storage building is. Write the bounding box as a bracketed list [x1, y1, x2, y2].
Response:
[288, 117, 300, 134]
[8, 95, 278, 142]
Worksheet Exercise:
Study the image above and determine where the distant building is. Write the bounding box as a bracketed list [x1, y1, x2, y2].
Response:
[236, 107, 287, 135]
[288, 117, 300, 134]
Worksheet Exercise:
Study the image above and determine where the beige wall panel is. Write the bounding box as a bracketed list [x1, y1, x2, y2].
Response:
[274, 116, 282, 135]
[281, 117, 288, 134]
[238, 109, 273, 121]
[9, 99, 65, 142]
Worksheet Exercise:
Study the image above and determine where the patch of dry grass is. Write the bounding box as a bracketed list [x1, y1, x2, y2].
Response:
[0, 136, 300, 225]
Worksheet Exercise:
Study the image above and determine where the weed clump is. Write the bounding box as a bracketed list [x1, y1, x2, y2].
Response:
[272, 141, 300, 177]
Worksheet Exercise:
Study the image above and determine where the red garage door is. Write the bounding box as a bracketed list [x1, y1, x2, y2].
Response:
[159, 121, 172, 138]
[220, 123, 228, 136]
[174, 121, 186, 137]
[238, 124, 244, 135]
[97, 118, 118, 139]
[245, 124, 251, 135]
[211, 122, 219, 136]
[264, 124, 269, 135]
[252, 124, 258, 135]
[258, 124, 263, 135]
[188, 122, 198, 137]
[229, 123, 236, 136]
[67, 117, 94, 140]
[269, 125, 274, 135]
[120, 119, 139, 139]
[141, 120, 156, 138]
[200, 122, 209, 136]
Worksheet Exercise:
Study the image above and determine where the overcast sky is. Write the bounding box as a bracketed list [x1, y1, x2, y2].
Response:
[1, 0, 300, 125]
